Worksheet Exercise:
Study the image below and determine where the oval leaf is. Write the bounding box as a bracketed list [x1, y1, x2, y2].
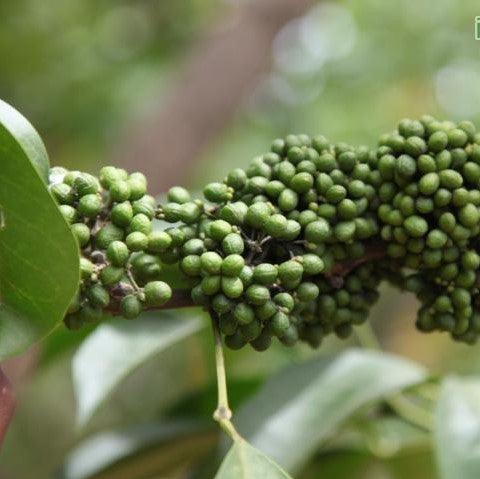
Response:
[73, 310, 205, 426]
[0, 99, 79, 359]
[235, 349, 427, 472]
[435, 376, 480, 479]
[215, 439, 293, 479]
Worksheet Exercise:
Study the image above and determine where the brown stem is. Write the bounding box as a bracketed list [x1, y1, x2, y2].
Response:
[113, 0, 312, 193]
[104, 243, 388, 317]
[105, 289, 195, 316]
[326, 241, 387, 280]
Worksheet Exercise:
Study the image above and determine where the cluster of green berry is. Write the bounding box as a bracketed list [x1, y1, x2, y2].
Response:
[49, 166, 172, 328]
[375, 117, 480, 343]
[50, 116, 480, 350]
[158, 135, 385, 350]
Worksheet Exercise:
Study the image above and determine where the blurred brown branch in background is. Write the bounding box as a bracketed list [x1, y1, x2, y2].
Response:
[114, 0, 312, 193]
[0, 368, 15, 451]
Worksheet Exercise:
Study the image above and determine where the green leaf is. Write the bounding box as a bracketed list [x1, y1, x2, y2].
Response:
[0, 99, 79, 359]
[235, 349, 427, 472]
[73, 310, 205, 426]
[61, 420, 216, 479]
[332, 416, 430, 458]
[215, 439, 293, 479]
[435, 376, 480, 479]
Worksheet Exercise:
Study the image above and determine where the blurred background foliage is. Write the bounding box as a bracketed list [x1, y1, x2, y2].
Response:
[2, 0, 480, 478]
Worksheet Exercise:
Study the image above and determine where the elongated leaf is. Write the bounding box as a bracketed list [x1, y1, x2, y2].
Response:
[0, 99, 79, 359]
[435, 376, 480, 479]
[61, 420, 216, 479]
[73, 310, 205, 425]
[235, 349, 427, 472]
[215, 439, 293, 479]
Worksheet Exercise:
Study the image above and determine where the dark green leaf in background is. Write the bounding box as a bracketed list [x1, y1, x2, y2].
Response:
[0, 98, 79, 359]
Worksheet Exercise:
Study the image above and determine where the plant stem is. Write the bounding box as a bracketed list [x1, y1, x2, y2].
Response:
[355, 323, 434, 432]
[211, 315, 242, 442]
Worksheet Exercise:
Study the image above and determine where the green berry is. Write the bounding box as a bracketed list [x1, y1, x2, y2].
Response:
[167, 186, 191, 204]
[396, 155, 416, 177]
[147, 231, 172, 253]
[201, 251, 223, 274]
[204, 182, 231, 202]
[458, 203, 479, 227]
[265, 214, 288, 237]
[222, 254, 245, 277]
[227, 168, 248, 190]
[221, 277, 244, 298]
[296, 282, 319, 302]
[144, 281, 172, 306]
[234, 303, 255, 325]
[96, 224, 124, 249]
[121, 295, 142, 319]
[129, 214, 152, 235]
[418, 173, 440, 195]
[439, 169, 463, 189]
[302, 254, 324, 275]
[100, 265, 124, 286]
[220, 202, 248, 225]
[78, 194, 103, 218]
[201, 275, 221, 295]
[246, 284, 270, 305]
[181, 255, 201, 276]
[126, 231, 149, 251]
[71, 223, 91, 247]
[209, 220, 232, 241]
[222, 233, 244, 255]
[111, 201, 134, 227]
[253, 263, 278, 285]
[110, 180, 131, 202]
[278, 260, 303, 284]
[212, 294, 233, 314]
[107, 241, 129, 266]
[273, 292, 294, 312]
[305, 219, 331, 244]
[428, 131, 448, 152]
[270, 312, 290, 336]
[246, 202, 271, 228]
[80, 257, 94, 279]
[403, 216, 428, 238]
[87, 284, 110, 308]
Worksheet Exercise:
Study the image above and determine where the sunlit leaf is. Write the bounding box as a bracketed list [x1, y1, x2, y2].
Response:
[215, 439, 293, 479]
[73, 310, 205, 425]
[235, 349, 427, 472]
[0, 98, 79, 359]
[435, 376, 480, 479]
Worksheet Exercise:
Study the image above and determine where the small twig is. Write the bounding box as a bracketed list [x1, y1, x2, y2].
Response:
[126, 266, 146, 300]
[327, 241, 386, 279]
[211, 315, 242, 442]
[105, 289, 195, 315]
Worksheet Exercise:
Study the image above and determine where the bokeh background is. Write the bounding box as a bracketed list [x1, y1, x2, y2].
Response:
[2, 0, 480, 477]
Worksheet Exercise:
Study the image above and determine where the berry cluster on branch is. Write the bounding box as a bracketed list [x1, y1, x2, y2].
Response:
[49, 115, 480, 349]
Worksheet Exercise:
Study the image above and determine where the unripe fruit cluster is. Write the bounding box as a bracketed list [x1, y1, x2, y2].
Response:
[49, 166, 172, 328]
[51, 115, 480, 350]
[157, 132, 384, 350]
[376, 117, 480, 343]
